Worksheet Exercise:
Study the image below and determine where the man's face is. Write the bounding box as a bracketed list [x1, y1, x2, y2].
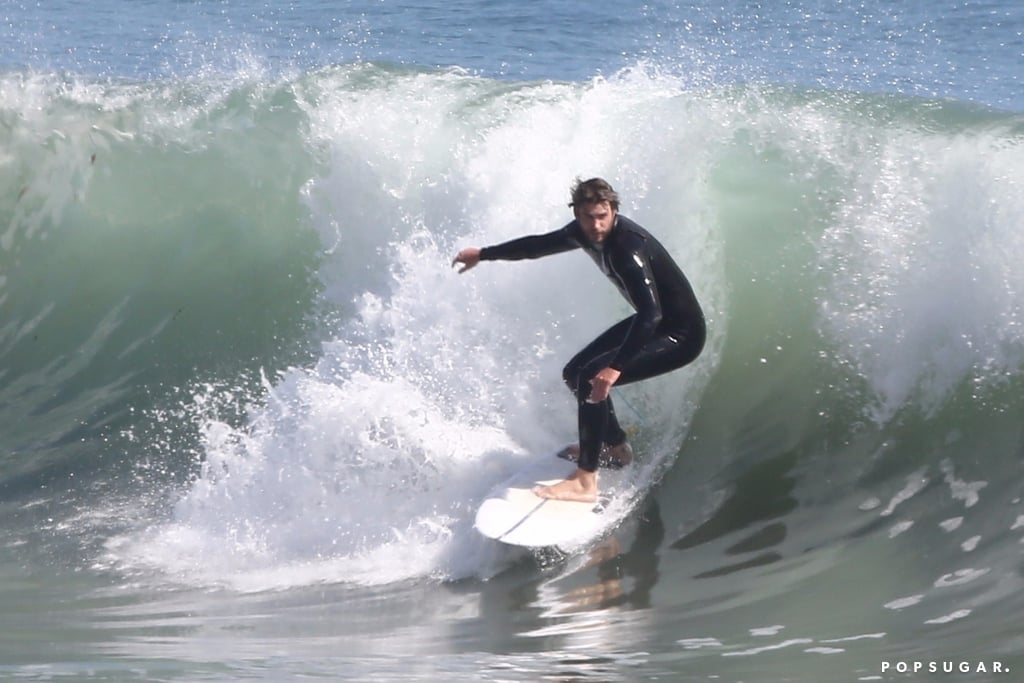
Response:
[576, 201, 617, 243]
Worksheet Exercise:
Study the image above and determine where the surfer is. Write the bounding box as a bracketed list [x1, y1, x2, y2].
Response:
[452, 178, 705, 503]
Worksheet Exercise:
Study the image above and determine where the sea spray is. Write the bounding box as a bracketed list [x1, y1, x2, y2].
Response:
[106, 66, 723, 587]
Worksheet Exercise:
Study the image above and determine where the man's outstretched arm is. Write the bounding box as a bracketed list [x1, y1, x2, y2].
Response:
[452, 226, 578, 274]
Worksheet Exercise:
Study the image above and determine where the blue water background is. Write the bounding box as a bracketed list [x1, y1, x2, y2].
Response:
[4, 0, 1022, 111]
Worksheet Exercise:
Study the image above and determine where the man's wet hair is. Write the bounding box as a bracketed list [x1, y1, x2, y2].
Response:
[569, 177, 620, 211]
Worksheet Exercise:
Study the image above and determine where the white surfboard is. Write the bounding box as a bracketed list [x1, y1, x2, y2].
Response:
[474, 453, 627, 548]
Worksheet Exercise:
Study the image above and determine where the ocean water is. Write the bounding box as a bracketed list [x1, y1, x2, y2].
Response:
[1, 1, 1023, 681]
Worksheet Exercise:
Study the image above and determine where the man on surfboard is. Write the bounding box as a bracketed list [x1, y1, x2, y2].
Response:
[452, 178, 705, 503]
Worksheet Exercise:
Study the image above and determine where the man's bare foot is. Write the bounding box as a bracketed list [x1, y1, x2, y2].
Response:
[556, 442, 633, 469]
[534, 468, 598, 503]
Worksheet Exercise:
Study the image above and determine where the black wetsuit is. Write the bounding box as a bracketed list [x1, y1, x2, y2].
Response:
[480, 215, 706, 472]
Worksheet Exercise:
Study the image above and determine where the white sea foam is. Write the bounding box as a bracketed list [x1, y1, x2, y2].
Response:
[117, 67, 721, 589]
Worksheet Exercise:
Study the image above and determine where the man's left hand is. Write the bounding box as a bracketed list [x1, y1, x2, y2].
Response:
[587, 367, 621, 403]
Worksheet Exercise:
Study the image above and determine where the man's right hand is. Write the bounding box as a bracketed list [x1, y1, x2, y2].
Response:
[452, 247, 482, 274]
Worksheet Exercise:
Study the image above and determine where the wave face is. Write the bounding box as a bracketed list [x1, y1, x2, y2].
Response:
[2, 65, 1023, 603]
[0, 71, 325, 493]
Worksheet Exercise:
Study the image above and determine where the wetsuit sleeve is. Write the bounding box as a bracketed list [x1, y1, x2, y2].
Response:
[479, 225, 578, 261]
[608, 237, 663, 370]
